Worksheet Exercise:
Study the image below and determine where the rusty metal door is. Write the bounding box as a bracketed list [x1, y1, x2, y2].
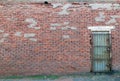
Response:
[91, 31, 111, 72]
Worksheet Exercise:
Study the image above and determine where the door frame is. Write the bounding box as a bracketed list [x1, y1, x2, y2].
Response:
[91, 31, 112, 72]
[88, 26, 115, 72]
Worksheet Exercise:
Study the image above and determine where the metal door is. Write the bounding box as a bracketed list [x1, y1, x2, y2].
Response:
[91, 31, 111, 72]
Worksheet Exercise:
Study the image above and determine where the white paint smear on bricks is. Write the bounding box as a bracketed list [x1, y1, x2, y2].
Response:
[25, 18, 41, 30]
[106, 15, 120, 25]
[24, 33, 36, 38]
[95, 12, 105, 22]
[25, 18, 37, 28]
[29, 38, 37, 42]
[14, 32, 22, 37]
[51, 23, 61, 27]
[3, 33, 9, 38]
[61, 26, 69, 30]
[106, 19, 116, 25]
[62, 35, 70, 39]
[89, 3, 112, 10]
[58, 3, 72, 15]
[34, 27, 41, 30]
[64, 22, 69, 25]
[61, 26, 77, 30]
[89, 3, 120, 10]
[0, 30, 4, 33]
[70, 27, 77, 30]
[0, 38, 6, 43]
[50, 27, 56, 30]
[52, 3, 62, 8]
[0, 33, 9, 43]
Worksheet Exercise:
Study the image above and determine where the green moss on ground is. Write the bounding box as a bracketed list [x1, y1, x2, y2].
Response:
[0, 75, 61, 79]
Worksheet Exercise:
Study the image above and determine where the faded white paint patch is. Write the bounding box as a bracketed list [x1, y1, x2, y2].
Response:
[51, 23, 61, 27]
[62, 35, 70, 39]
[70, 27, 77, 30]
[61, 26, 69, 30]
[50, 23, 61, 30]
[64, 22, 69, 25]
[50, 22, 77, 31]
[52, 3, 62, 8]
[89, 3, 112, 10]
[14, 32, 22, 37]
[106, 15, 120, 25]
[95, 12, 105, 22]
[0, 33, 9, 43]
[113, 4, 120, 10]
[58, 3, 72, 15]
[3, 33, 9, 38]
[106, 19, 116, 25]
[61, 26, 77, 30]
[0, 38, 6, 43]
[62, 4, 72, 10]
[50, 27, 56, 30]
[90, 3, 120, 10]
[59, 10, 69, 15]
[0, 30, 4, 33]
[24, 33, 36, 38]
[111, 15, 120, 18]
[29, 38, 37, 42]
[34, 27, 41, 30]
[7, 17, 18, 21]
[25, 18, 40, 30]
[25, 18, 37, 28]
[25, 18, 36, 23]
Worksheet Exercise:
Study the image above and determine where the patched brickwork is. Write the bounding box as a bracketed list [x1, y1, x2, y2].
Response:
[0, 2, 120, 76]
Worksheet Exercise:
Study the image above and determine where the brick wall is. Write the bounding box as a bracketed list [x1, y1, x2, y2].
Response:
[0, 2, 120, 76]
[0, 0, 118, 3]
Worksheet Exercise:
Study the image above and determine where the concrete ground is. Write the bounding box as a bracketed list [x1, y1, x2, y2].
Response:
[0, 73, 120, 81]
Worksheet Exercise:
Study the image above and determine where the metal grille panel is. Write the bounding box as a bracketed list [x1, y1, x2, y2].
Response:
[92, 31, 111, 72]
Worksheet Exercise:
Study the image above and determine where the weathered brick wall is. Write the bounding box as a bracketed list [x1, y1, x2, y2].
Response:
[0, 0, 118, 3]
[0, 2, 120, 76]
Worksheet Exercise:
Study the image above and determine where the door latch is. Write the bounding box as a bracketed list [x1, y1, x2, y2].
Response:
[107, 47, 110, 51]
